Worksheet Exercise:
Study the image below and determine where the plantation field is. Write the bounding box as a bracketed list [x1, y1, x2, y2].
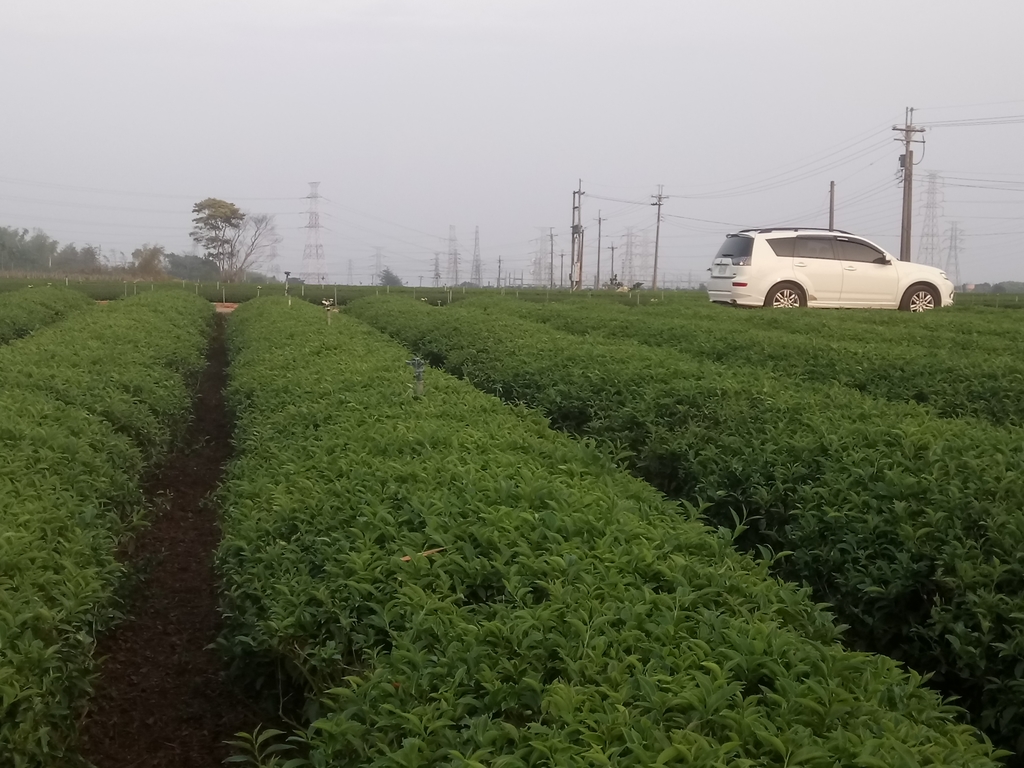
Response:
[0, 286, 94, 345]
[0, 277, 596, 306]
[217, 298, 1001, 766]
[5, 286, 1024, 765]
[349, 293, 1024, 757]
[0, 293, 212, 765]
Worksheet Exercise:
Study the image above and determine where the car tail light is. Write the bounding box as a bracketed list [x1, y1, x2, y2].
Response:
[732, 282, 748, 287]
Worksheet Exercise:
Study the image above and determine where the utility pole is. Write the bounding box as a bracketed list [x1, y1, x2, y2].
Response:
[548, 227, 555, 289]
[570, 180, 585, 290]
[828, 180, 835, 230]
[594, 211, 603, 290]
[608, 243, 616, 287]
[497, 255, 502, 288]
[651, 185, 667, 290]
[894, 107, 925, 262]
[560, 251, 565, 289]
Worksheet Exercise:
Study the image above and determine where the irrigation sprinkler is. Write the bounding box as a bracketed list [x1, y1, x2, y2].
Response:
[322, 298, 337, 325]
[406, 356, 426, 398]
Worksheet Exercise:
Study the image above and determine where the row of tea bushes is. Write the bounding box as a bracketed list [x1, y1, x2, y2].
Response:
[0, 293, 212, 766]
[348, 295, 1024, 757]
[486, 297, 1024, 428]
[0, 286, 94, 345]
[216, 297, 1001, 767]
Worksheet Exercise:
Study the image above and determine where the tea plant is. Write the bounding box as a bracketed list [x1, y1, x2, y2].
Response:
[0, 293, 212, 767]
[0, 285, 94, 345]
[500, 297, 1024, 428]
[349, 294, 1024, 757]
[216, 297, 1001, 767]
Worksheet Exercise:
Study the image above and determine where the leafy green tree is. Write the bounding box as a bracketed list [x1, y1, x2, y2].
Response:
[379, 267, 404, 287]
[189, 198, 279, 282]
[164, 252, 220, 281]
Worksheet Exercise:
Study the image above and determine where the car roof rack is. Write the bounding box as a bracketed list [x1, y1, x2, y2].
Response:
[735, 227, 854, 235]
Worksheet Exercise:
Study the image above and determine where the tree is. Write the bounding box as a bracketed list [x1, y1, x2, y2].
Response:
[164, 252, 221, 281]
[379, 267, 404, 287]
[189, 198, 280, 282]
[131, 244, 165, 278]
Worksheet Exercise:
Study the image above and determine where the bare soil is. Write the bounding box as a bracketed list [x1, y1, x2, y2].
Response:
[79, 314, 260, 768]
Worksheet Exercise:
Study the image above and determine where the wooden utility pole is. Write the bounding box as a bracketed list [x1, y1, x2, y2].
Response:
[651, 185, 667, 290]
[894, 108, 925, 262]
[560, 251, 565, 289]
[594, 211, 603, 290]
[828, 180, 835, 230]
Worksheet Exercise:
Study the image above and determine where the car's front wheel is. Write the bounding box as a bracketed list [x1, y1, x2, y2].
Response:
[764, 283, 806, 308]
[900, 284, 940, 312]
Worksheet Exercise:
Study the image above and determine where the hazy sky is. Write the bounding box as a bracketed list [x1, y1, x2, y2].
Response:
[3, 0, 1023, 285]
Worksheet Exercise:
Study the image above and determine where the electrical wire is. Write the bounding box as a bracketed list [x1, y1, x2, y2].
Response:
[0, 175, 301, 202]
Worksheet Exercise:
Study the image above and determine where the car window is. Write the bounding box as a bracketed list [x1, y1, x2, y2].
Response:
[767, 237, 796, 257]
[795, 237, 836, 260]
[714, 235, 754, 262]
[837, 239, 885, 263]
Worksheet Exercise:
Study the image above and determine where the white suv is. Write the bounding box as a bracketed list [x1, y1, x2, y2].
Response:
[706, 228, 955, 310]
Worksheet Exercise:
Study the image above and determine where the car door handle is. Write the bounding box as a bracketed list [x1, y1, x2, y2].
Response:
[794, 261, 807, 267]
[844, 266, 857, 271]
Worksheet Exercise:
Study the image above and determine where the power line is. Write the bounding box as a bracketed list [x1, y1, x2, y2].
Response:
[0, 175, 300, 202]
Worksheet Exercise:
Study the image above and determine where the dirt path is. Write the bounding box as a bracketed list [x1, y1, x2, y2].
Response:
[79, 314, 256, 768]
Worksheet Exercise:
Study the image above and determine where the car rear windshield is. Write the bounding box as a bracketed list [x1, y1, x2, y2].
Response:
[715, 235, 754, 264]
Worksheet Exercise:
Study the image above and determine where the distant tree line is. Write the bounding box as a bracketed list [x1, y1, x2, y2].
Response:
[968, 281, 1024, 294]
[0, 226, 274, 283]
[0, 197, 280, 283]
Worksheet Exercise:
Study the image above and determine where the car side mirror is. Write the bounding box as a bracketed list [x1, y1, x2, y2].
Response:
[875, 257, 891, 265]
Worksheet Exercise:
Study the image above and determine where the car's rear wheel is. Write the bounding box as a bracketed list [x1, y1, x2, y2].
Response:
[900, 284, 940, 312]
[764, 283, 806, 308]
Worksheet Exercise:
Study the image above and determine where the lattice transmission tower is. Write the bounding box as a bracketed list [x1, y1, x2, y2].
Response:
[301, 182, 327, 284]
[531, 228, 548, 286]
[446, 226, 460, 285]
[622, 227, 636, 286]
[917, 172, 943, 267]
[470, 226, 482, 286]
[638, 231, 653, 288]
[372, 247, 383, 285]
[944, 221, 962, 287]
[432, 253, 442, 287]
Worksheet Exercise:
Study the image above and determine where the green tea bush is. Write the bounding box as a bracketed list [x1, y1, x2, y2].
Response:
[217, 297, 1001, 767]
[506, 298, 1024, 428]
[349, 295, 1024, 757]
[0, 293, 212, 767]
[0, 286, 94, 345]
